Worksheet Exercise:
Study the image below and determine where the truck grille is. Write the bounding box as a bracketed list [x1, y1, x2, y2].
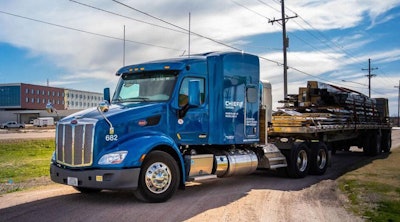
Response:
[56, 122, 95, 167]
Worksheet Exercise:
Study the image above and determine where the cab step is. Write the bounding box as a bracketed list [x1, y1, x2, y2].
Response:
[188, 174, 217, 182]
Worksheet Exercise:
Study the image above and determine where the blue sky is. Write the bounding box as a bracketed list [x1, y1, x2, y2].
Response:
[1, 0, 399, 115]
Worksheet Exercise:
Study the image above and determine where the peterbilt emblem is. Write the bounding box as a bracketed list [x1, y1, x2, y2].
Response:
[71, 119, 78, 124]
[138, 120, 147, 126]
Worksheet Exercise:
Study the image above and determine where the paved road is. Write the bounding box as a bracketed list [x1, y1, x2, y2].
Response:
[0, 129, 55, 140]
[0, 130, 399, 222]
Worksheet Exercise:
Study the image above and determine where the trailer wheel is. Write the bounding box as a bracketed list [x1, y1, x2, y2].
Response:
[309, 142, 329, 175]
[381, 130, 392, 153]
[363, 131, 381, 156]
[286, 143, 310, 178]
[134, 151, 180, 203]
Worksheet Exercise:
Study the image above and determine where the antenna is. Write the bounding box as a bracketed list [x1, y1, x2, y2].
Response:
[123, 25, 126, 66]
[188, 12, 191, 58]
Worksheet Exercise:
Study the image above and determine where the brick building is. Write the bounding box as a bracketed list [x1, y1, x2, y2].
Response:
[0, 83, 103, 123]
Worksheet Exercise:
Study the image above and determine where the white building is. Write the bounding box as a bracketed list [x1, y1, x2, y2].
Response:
[65, 89, 103, 110]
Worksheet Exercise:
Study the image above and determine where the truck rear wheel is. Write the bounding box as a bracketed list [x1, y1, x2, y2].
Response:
[309, 142, 329, 175]
[134, 151, 180, 203]
[381, 130, 392, 153]
[286, 143, 310, 178]
[363, 131, 381, 156]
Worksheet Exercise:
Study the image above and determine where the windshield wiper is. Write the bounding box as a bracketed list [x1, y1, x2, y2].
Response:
[123, 97, 150, 102]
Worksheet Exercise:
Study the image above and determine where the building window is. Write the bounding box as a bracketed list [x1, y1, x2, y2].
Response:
[48, 91, 50, 96]
[25, 89, 29, 94]
[37, 90, 40, 95]
[52, 91, 55, 96]
[26, 97, 29, 103]
[43, 99, 45, 104]
[31, 98, 34, 103]
[37, 98, 40, 103]
[42, 90, 45, 95]
[31, 89, 34, 94]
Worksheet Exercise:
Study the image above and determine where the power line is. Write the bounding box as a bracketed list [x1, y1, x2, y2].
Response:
[230, 0, 271, 20]
[69, 0, 187, 35]
[111, 0, 243, 52]
[0, 10, 183, 52]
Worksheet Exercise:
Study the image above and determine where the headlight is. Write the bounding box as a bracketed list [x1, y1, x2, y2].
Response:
[98, 151, 128, 165]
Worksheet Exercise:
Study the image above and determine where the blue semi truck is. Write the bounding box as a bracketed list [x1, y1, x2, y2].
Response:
[48, 52, 391, 202]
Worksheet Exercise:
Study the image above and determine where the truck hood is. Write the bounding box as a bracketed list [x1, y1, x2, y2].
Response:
[60, 102, 166, 123]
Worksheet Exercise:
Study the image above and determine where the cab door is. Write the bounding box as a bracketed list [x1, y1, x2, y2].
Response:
[174, 77, 208, 144]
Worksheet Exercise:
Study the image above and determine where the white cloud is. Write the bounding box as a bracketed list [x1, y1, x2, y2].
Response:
[0, 0, 399, 114]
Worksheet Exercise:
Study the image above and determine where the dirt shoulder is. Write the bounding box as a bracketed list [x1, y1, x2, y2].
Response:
[0, 130, 398, 222]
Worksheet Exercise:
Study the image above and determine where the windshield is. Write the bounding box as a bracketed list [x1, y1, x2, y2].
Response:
[112, 71, 178, 103]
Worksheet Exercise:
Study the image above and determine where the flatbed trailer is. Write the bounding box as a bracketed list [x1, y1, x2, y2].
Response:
[265, 81, 392, 158]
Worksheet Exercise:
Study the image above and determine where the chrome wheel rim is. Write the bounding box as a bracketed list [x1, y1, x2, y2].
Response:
[317, 149, 327, 170]
[145, 162, 171, 194]
[297, 150, 308, 172]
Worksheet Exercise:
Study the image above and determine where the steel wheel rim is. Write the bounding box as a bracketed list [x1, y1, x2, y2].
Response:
[145, 162, 172, 194]
[317, 149, 327, 169]
[297, 150, 308, 172]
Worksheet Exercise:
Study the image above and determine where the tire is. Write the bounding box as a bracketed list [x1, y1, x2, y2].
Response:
[309, 142, 329, 175]
[363, 131, 381, 156]
[134, 151, 180, 203]
[286, 143, 310, 178]
[381, 130, 392, 153]
[73, 187, 102, 194]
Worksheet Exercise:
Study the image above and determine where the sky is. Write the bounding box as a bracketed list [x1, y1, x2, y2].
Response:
[0, 0, 399, 116]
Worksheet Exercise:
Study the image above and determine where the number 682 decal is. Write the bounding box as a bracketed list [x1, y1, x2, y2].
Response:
[105, 134, 118, 141]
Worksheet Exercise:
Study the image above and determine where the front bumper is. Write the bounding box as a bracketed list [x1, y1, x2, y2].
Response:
[50, 164, 140, 190]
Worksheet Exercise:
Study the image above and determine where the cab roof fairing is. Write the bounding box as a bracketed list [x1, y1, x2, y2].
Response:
[115, 56, 207, 76]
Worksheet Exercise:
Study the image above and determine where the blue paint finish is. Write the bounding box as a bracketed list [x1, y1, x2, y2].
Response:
[55, 52, 260, 187]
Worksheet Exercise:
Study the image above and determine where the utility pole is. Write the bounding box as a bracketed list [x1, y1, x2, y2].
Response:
[396, 80, 400, 127]
[268, 0, 297, 99]
[362, 58, 378, 98]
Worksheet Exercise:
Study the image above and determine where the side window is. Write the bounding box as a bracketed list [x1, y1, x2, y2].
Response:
[179, 77, 205, 107]
[246, 87, 258, 103]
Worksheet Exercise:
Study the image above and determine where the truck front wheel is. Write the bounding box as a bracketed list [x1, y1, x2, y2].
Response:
[134, 151, 180, 203]
[381, 130, 392, 153]
[286, 143, 310, 178]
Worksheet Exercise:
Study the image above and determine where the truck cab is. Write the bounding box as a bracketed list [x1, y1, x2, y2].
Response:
[49, 52, 274, 202]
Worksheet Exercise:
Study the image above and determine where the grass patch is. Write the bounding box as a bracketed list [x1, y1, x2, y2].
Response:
[0, 139, 54, 184]
[338, 146, 400, 221]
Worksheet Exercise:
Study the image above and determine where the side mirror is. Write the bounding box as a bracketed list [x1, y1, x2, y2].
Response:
[98, 100, 110, 113]
[104, 88, 111, 104]
[188, 80, 201, 107]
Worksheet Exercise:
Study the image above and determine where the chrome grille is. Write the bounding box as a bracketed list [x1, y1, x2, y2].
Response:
[56, 121, 95, 167]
